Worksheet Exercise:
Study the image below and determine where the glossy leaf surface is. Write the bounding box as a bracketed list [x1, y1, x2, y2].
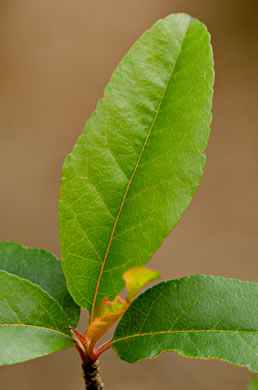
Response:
[113, 275, 258, 372]
[0, 242, 80, 327]
[59, 13, 214, 314]
[0, 270, 74, 365]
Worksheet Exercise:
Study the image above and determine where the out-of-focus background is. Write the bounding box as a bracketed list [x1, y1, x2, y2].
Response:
[0, 1, 257, 389]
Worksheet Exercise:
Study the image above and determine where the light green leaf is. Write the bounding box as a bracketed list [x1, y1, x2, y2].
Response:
[59, 13, 214, 315]
[0, 326, 73, 366]
[0, 242, 80, 327]
[0, 270, 74, 365]
[93, 295, 126, 320]
[249, 377, 258, 390]
[112, 275, 258, 372]
[123, 267, 160, 302]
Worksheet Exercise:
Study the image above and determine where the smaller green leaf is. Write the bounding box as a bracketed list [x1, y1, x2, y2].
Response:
[249, 377, 258, 390]
[0, 270, 74, 365]
[0, 242, 80, 327]
[113, 275, 258, 372]
[123, 267, 160, 302]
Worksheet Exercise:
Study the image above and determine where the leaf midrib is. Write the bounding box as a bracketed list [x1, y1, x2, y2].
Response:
[0, 323, 72, 339]
[112, 328, 258, 345]
[90, 19, 192, 322]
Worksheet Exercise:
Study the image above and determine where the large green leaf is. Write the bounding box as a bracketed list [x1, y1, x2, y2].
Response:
[59, 13, 214, 315]
[0, 242, 80, 327]
[113, 275, 258, 372]
[0, 270, 74, 365]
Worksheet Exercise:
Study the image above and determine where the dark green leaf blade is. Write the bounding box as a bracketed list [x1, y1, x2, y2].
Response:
[0, 270, 74, 365]
[113, 275, 258, 372]
[0, 242, 80, 327]
[59, 13, 214, 313]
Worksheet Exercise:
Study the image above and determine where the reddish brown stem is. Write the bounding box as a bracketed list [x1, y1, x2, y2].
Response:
[94, 340, 112, 360]
[71, 328, 109, 388]
[82, 359, 104, 390]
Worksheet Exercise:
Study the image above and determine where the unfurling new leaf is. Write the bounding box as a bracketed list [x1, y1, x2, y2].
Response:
[85, 267, 159, 355]
[123, 267, 160, 302]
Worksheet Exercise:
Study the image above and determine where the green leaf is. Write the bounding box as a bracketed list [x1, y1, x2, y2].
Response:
[59, 13, 214, 315]
[0, 242, 80, 327]
[112, 275, 258, 372]
[249, 377, 258, 390]
[123, 267, 160, 302]
[0, 270, 74, 365]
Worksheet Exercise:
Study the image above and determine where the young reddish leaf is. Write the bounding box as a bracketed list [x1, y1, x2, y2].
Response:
[85, 296, 128, 357]
[85, 267, 159, 358]
[93, 295, 126, 320]
[123, 267, 160, 302]
[70, 328, 89, 363]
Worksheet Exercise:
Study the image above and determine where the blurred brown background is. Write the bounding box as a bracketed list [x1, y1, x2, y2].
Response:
[0, 0, 257, 389]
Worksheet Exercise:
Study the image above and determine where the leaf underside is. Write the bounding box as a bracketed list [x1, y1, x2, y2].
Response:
[59, 13, 214, 314]
[112, 275, 258, 373]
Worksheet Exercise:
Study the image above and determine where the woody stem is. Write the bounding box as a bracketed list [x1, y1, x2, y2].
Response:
[82, 359, 104, 390]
